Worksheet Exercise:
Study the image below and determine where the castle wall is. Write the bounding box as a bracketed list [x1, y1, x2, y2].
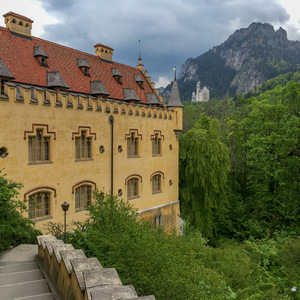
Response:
[0, 82, 181, 232]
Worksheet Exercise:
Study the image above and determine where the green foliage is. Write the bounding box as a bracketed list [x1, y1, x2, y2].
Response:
[69, 191, 236, 300]
[0, 171, 41, 251]
[69, 191, 300, 299]
[179, 114, 230, 237]
[181, 82, 300, 240]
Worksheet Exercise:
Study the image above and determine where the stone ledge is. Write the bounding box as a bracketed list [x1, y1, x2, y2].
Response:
[37, 235, 156, 300]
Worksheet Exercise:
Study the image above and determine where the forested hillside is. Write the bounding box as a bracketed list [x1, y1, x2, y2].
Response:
[162, 22, 300, 100]
[180, 81, 300, 240]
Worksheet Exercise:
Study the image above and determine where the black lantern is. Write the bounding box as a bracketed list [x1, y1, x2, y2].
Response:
[61, 201, 70, 242]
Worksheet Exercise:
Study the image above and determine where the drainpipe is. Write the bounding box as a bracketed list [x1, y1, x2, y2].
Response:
[108, 115, 114, 196]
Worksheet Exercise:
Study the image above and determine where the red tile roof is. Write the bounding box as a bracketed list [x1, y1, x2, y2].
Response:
[0, 26, 153, 103]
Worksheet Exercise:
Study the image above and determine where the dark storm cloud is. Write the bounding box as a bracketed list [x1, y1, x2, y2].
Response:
[39, 0, 293, 86]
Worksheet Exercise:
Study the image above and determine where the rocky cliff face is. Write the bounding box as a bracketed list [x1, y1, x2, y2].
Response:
[167, 22, 300, 100]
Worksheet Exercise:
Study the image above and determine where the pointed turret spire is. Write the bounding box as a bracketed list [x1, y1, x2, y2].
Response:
[167, 69, 183, 108]
[137, 39, 144, 71]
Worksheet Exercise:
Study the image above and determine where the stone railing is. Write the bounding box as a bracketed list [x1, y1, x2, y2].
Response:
[37, 235, 155, 300]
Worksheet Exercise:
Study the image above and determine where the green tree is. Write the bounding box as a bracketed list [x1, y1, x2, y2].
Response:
[222, 84, 300, 238]
[0, 171, 41, 251]
[179, 114, 230, 237]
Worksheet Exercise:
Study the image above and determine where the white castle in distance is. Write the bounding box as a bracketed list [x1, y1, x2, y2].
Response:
[191, 81, 209, 102]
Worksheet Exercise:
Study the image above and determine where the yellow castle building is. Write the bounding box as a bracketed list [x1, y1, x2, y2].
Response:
[0, 12, 183, 233]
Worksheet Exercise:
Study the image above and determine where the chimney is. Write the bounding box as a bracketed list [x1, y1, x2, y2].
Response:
[3, 11, 33, 38]
[94, 43, 114, 62]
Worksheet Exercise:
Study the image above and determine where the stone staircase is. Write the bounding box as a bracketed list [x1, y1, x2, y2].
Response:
[0, 245, 55, 300]
[0, 239, 156, 300]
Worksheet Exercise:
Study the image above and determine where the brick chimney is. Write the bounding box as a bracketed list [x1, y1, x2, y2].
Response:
[94, 43, 114, 62]
[3, 12, 33, 38]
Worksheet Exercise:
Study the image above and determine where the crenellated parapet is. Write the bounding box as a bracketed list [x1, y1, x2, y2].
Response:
[37, 235, 156, 300]
[1, 82, 174, 121]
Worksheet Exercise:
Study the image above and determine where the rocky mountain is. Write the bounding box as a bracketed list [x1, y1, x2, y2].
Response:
[164, 22, 300, 100]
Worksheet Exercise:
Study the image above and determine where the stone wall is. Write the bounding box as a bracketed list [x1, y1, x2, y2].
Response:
[37, 235, 155, 300]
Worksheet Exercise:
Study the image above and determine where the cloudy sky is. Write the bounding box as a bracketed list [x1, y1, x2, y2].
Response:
[1, 0, 300, 87]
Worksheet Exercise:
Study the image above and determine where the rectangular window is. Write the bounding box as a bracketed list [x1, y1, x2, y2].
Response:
[152, 135, 161, 155]
[1, 80, 6, 95]
[127, 133, 138, 157]
[75, 131, 92, 160]
[28, 129, 50, 163]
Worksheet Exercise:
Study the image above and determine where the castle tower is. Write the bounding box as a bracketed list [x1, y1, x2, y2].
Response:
[167, 70, 183, 133]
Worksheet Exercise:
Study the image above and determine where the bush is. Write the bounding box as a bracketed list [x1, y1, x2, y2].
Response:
[69, 190, 235, 300]
[0, 171, 41, 251]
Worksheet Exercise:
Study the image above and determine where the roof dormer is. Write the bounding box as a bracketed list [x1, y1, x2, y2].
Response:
[90, 80, 110, 99]
[134, 74, 144, 89]
[111, 68, 123, 84]
[33, 46, 49, 67]
[77, 58, 91, 77]
[3, 11, 33, 38]
[47, 71, 69, 91]
[94, 43, 114, 62]
[123, 88, 141, 104]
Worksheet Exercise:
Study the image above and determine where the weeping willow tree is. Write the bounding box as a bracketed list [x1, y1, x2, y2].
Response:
[179, 114, 230, 237]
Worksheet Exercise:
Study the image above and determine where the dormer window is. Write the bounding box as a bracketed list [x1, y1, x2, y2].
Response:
[33, 46, 49, 67]
[134, 74, 144, 89]
[90, 80, 110, 99]
[77, 58, 91, 77]
[111, 68, 123, 84]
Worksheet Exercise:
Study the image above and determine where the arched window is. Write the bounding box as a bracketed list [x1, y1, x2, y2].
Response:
[28, 191, 50, 219]
[127, 178, 139, 199]
[19, 21, 23, 26]
[152, 174, 162, 193]
[75, 185, 92, 209]
[154, 213, 163, 227]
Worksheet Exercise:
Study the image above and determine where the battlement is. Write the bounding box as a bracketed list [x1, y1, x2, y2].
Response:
[37, 235, 156, 300]
[0, 82, 174, 121]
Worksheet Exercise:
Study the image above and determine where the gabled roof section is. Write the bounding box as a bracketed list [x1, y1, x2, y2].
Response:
[47, 71, 69, 89]
[123, 88, 141, 102]
[77, 58, 90, 68]
[33, 45, 48, 58]
[146, 92, 161, 105]
[0, 58, 14, 79]
[167, 78, 183, 108]
[90, 80, 110, 96]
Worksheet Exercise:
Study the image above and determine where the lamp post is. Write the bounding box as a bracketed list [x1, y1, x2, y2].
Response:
[61, 201, 70, 243]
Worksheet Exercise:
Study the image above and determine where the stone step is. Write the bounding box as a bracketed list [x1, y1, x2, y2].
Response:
[0, 262, 39, 274]
[0, 260, 35, 267]
[0, 269, 44, 285]
[15, 293, 55, 300]
[0, 279, 51, 299]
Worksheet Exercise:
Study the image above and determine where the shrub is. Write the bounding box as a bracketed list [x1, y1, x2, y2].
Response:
[0, 171, 41, 251]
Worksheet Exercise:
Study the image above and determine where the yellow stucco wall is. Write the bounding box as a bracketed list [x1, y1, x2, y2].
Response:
[0, 82, 182, 233]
